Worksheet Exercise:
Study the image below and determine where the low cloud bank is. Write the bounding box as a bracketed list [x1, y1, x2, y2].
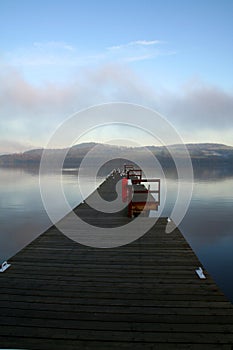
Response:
[0, 63, 232, 153]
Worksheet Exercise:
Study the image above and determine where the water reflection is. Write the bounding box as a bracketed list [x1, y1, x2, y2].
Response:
[179, 177, 233, 302]
[0, 167, 103, 262]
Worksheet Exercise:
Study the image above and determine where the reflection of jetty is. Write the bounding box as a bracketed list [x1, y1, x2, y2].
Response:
[1, 169, 233, 349]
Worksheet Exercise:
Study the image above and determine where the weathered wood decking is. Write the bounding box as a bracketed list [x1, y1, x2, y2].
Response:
[0, 173, 233, 349]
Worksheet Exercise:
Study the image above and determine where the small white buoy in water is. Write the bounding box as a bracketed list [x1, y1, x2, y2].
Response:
[0, 261, 11, 273]
[195, 267, 206, 279]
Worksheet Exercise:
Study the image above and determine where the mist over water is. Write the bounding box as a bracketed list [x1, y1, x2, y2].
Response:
[0, 165, 233, 303]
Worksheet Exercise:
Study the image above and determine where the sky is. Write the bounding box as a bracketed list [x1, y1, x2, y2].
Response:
[0, 0, 233, 153]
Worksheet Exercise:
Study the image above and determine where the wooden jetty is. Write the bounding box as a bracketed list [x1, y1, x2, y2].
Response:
[0, 170, 233, 349]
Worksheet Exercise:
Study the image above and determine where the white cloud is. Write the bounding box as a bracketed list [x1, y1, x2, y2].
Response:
[0, 139, 34, 154]
[0, 63, 157, 152]
[106, 39, 173, 63]
[5, 39, 170, 71]
[1, 62, 233, 153]
[6, 41, 79, 67]
[33, 41, 75, 51]
[159, 82, 233, 130]
[108, 40, 162, 50]
[132, 40, 162, 46]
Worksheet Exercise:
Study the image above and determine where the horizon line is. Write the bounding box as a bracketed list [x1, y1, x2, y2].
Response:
[0, 141, 232, 156]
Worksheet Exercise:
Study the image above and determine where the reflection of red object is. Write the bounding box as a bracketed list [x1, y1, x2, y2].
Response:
[122, 178, 128, 202]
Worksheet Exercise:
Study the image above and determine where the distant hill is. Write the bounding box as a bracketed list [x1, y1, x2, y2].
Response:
[0, 142, 233, 169]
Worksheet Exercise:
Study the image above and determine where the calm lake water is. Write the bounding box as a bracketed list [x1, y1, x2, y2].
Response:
[0, 166, 233, 303]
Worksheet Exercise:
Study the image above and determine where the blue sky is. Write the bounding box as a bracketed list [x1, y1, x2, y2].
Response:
[0, 0, 233, 152]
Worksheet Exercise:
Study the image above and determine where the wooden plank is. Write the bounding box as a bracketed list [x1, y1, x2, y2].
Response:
[1, 316, 233, 334]
[1, 307, 233, 325]
[0, 325, 233, 344]
[0, 338, 231, 350]
[0, 288, 227, 301]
